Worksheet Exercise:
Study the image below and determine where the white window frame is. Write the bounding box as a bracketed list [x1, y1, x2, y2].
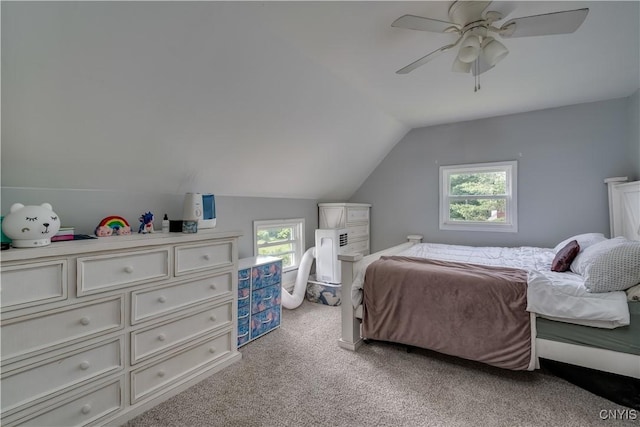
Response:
[253, 218, 305, 272]
[439, 160, 518, 233]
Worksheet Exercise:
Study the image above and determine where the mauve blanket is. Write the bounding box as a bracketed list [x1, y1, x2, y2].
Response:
[362, 256, 532, 370]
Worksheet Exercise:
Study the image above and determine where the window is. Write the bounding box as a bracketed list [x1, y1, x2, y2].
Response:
[439, 160, 517, 232]
[253, 218, 305, 271]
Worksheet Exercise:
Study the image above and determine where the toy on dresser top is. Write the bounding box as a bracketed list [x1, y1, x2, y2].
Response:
[138, 211, 154, 234]
[1, 203, 61, 248]
[95, 215, 132, 237]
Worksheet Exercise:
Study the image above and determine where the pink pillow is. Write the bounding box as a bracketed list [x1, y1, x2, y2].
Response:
[551, 240, 580, 272]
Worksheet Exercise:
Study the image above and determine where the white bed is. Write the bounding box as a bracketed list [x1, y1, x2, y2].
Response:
[338, 177, 640, 379]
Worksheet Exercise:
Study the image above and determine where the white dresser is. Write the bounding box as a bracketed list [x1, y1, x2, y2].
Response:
[318, 203, 371, 256]
[0, 230, 242, 426]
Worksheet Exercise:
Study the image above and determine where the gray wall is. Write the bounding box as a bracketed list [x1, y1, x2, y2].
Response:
[1, 188, 317, 259]
[350, 97, 638, 252]
[628, 90, 640, 177]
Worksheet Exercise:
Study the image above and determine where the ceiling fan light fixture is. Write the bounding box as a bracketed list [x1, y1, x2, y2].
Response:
[482, 37, 509, 66]
[392, 3, 590, 78]
[452, 57, 472, 73]
[457, 35, 480, 63]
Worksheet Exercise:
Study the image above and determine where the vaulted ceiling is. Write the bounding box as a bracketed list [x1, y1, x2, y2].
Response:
[2, 2, 638, 200]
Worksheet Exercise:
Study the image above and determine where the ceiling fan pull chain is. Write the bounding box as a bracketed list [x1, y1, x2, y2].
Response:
[474, 58, 480, 92]
[474, 61, 477, 92]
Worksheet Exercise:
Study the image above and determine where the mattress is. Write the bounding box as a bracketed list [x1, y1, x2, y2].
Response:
[536, 302, 640, 355]
[351, 242, 631, 328]
[399, 242, 553, 270]
[352, 242, 552, 307]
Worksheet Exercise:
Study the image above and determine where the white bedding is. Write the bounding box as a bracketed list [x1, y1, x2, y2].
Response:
[351, 242, 630, 328]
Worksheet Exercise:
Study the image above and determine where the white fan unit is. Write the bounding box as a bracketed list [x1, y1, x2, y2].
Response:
[315, 228, 349, 284]
[392, 1, 589, 78]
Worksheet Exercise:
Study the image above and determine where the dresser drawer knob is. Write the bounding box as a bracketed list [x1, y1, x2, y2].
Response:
[209, 315, 217, 322]
[124, 266, 134, 274]
[203, 254, 211, 261]
[79, 317, 91, 326]
[157, 370, 166, 377]
[210, 284, 217, 290]
[209, 347, 216, 354]
[157, 333, 166, 341]
[79, 361, 91, 370]
[81, 404, 92, 415]
[157, 296, 167, 303]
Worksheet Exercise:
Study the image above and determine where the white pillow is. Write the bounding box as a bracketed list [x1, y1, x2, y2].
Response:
[584, 242, 640, 293]
[570, 237, 628, 275]
[553, 233, 606, 254]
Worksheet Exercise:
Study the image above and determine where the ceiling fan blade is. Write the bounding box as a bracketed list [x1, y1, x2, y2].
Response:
[500, 8, 589, 38]
[396, 39, 461, 74]
[391, 14, 459, 33]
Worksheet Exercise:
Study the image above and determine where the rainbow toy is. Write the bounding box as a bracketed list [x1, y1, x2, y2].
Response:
[97, 216, 131, 235]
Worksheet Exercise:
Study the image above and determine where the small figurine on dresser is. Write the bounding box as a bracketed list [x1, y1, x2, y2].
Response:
[138, 211, 155, 234]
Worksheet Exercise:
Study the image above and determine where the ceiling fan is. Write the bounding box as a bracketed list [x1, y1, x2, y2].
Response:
[392, 1, 589, 78]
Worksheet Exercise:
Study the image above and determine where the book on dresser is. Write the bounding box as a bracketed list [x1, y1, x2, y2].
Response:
[237, 256, 282, 347]
[51, 226, 75, 242]
[0, 230, 242, 426]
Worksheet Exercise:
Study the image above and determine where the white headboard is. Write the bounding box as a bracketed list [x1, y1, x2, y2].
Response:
[606, 177, 640, 241]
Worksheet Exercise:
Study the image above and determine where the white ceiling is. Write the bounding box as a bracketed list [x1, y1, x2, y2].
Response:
[260, 1, 640, 128]
[2, 1, 638, 200]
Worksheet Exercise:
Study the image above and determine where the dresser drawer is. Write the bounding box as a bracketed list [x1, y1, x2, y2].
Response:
[1, 297, 123, 362]
[238, 268, 251, 290]
[250, 305, 281, 340]
[8, 378, 123, 427]
[344, 239, 369, 255]
[251, 262, 282, 290]
[174, 241, 234, 276]
[77, 249, 169, 296]
[251, 284, 281, 314]
[131, 302, 233, 364]
[1, 260, 67, 311]
[131, 331, 232, 403]
[346, 207, 369, 224]
[348, 224, 369, 240]
[238, 304, 250, 323]
[1, 338, 123, 415]
[237, 316, 250, 347]
[132, 272, 232, 324]
[238, 287, 250, 307]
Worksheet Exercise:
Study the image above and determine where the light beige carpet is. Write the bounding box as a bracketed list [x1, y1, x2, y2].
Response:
[125, 301, 636, 426]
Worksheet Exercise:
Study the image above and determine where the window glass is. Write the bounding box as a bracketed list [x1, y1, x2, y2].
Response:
[440, 161, 517, 232]
[254, 219, 305, 270]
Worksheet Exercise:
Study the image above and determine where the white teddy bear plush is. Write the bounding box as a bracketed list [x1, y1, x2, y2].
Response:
[2, 203, 61, 248]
